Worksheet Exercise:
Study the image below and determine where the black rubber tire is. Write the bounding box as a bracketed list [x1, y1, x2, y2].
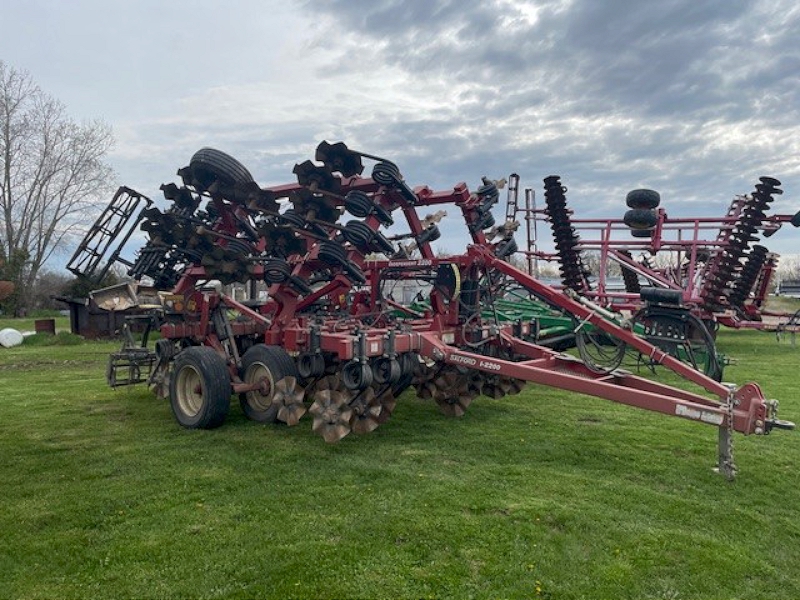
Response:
[640, 286, 683, 306]
[791, 210, 800, 227]
[631, 228, 654, 238]
[624, 208, 658, 230]
[297, 353, 325, 380]
[239, 344, 298, 422]
[190, 147, 254, 187]
[169, 346, 231, 429]
[626, 189, 661, 209]
[342, 361, 374, 390]
[372, 357, 402, 385]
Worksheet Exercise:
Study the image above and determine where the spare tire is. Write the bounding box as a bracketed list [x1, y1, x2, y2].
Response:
[189, 147, 254, 188]
[624, 208, 658, 229]
[626, 189, 661, 209]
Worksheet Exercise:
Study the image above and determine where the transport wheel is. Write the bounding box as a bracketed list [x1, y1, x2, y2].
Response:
[189, 147, 254, 189]
[632, 310, 723, 381]
[239, 344, 305, 425]
[170, 346, 231, 429]
[680, 316, 723, 382]
[625, 189, 661, 209]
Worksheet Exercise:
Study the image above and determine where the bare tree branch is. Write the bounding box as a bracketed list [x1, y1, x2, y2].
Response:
[0, 60, 115, 314]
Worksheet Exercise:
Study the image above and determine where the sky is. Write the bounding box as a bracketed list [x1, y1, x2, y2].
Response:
[1, 0, 799, 267]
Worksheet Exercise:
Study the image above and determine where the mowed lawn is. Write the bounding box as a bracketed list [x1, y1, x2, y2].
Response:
[0, 328, 798, 599]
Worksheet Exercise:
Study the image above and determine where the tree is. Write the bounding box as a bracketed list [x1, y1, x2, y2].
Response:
[26, 268, 77, 311]
[0, 61, 114, 315]
[0, 245, 27, 314]
[777, 255, 800, 281]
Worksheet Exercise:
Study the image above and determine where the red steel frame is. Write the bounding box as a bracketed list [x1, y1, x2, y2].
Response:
[524, 195, 799, 331]
[81, 142, 794, 478]
[156, 170, 785, 441]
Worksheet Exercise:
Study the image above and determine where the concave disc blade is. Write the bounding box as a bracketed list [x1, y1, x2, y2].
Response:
[274, 376, 307, 426]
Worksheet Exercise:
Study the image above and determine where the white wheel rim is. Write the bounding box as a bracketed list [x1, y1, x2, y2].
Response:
[176, 365, 204, 417]
[244, 362, 274, 411]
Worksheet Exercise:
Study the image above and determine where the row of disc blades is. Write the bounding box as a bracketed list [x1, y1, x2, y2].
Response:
[256, 372, 399, 443]
[412, 362, 526, 418]
[543, 175, 591, 293]
[700, 177, 781, 310]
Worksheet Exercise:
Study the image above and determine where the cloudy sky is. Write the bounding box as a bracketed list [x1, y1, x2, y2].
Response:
[2, 0, 799, 261]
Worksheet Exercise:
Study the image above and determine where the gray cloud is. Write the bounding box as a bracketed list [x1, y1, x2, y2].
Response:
[1, 0, 797, 261]
[291, 0, 800, 253]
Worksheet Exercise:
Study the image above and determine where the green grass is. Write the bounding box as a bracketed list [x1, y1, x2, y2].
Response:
[1, 331, 798, 599]
[764, 294, 800, 314]
[0, 314, 70, 334]
[21, 332, 84, 346]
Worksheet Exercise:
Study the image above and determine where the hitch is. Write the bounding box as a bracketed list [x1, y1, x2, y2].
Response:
[765, 400, 796, 433]
[106, 314, 159, 388]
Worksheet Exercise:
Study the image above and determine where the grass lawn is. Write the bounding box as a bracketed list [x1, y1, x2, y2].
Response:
[0, 315, 71, 334]
[764, 294, 800, 314]
[1, 329, 798, 599]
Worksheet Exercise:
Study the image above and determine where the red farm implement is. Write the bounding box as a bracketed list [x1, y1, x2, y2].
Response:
[517, 177, 800, 332]
[67, 142, 795, 478]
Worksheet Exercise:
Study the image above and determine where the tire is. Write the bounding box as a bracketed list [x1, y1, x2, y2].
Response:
[342, 360, 374, 390]
[640, 287, 683, 306]
[170, 346, 231, 429]
[633, 310, 723, 381]
[239, 344, 298, 422]
[626, 189, 660, 209]
[189, 147, 254, 188]
[624, 208, 658, 229]
[791, 210, 800, 228]
[631, 228, 654, 238]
